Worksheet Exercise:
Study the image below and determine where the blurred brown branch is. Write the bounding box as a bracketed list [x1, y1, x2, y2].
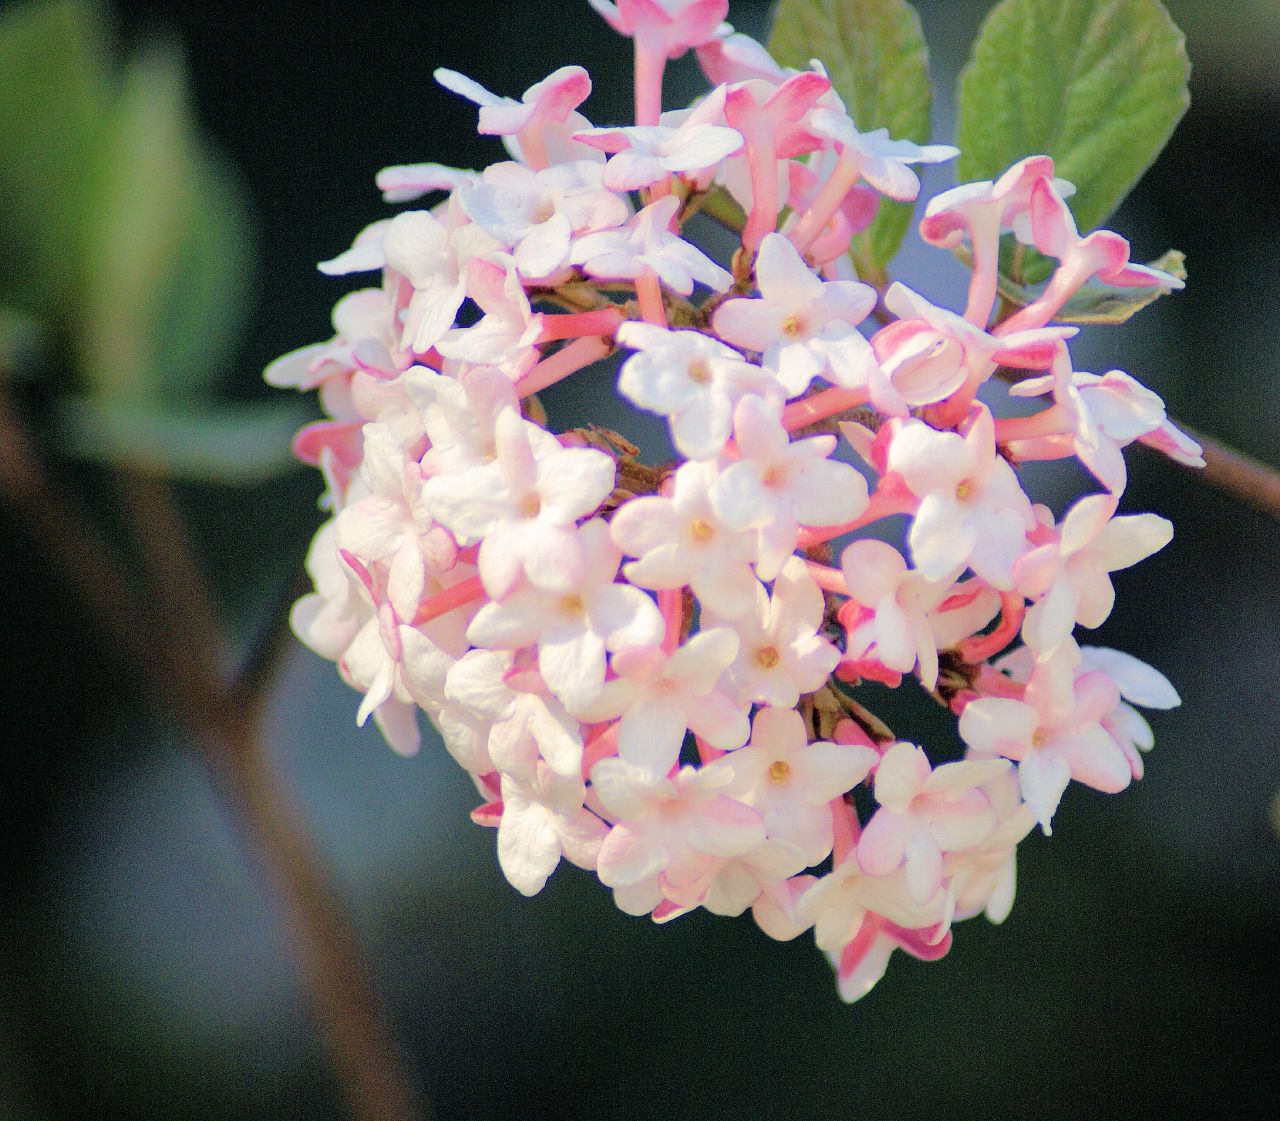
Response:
[1175, 425, 1280, 521]
[0, 378, 424, 1121]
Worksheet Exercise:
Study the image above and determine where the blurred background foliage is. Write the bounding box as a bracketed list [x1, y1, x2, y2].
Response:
[0, 0, 1277, 1119]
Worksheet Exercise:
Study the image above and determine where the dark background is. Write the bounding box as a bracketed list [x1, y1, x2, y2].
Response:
[2, 1, 1278, 1118]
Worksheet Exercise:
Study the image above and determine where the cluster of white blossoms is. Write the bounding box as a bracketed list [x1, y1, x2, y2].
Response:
[268, 0, 1200, 1001]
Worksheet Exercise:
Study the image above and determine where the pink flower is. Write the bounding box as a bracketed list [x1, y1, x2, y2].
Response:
[422, 405, 614, 598]
[570, 194, 731, 294]
[487, 765, 608, 896]
[723, 72, 831, 248]
[465, 519, 663, 711]
[459, 160, 628, 280]
[840, 539, 950, 689]
[574, 628, 749, 780]
[614, 322, 781, 459]
[709, 707, 877, 865]
[610, 460, 760, 618]
[919, 156, 1062, 325]
[435, 65, 595, 169]
[588, 0, 729, 59]
[574, 86, 743, 191]
[798, 859, 948, 1000]
[437, 258, 543, 377]
[444, 649, 584, 781]
[704, 557, 840, 709]
[1015, 494, 1173, 657]
[710, 394, 868, 580]
[857, 742, 1009, 904]
[887, 407, 1034, 590]
[592, 760, 764, 916]
[959, 644, 1130, 831]
[998, 178, 1185, 335]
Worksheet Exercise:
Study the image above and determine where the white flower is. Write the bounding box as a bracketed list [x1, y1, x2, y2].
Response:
[423, 406, 616, 598]
[887, 408, 1034, 590]
[710, 394, 868, 580]
[570, 194, 732, 294]
[706, 556, 840, 709]
[466, 520, 663, 711]
[614, 322, 781, 459]
[709, 708, 877, 865]
[493, 765, 609, 896]
[610, 460, 760, 618]
[713, 233, 878, 397]
[574, 629, 748, 781]
[459, 160, 628, 279]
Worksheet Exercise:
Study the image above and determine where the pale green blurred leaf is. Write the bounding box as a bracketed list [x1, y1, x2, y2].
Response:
[0, 304, 46, 375]
[77, 43, 198, 402]
[769, 0, 932, 277]
[956, 0, 1190, 235]
[0, 0, 112, 313]
[698, 184, 747, 233]
[56, 399, 306, 483]
[151, 147, 256, 395]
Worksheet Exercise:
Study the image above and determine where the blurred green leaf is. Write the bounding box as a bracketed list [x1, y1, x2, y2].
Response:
[151, 147, 256, 396]
[0, 0, 112, 313]
[956, 0, 1190, 235]
[698, 184, 747, 233]
[77, 43, 198, 402]
[55, 399, 307, 483]
[769, 0, 932, 278]
[0, 304, 46, 376]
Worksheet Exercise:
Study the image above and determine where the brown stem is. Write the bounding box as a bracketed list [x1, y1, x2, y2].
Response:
[1170, 425, 1280, 521]
[232, 564, 316, 709]
[116, 466, 229, 685]
[211, 720, 424, 1121]
[0, 382, 423, 1121]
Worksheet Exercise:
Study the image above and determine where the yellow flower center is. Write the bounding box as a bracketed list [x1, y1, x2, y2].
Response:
[689, 518, 714, 543]
[688, 359, 712, 385]
[753, 645, 781, 669]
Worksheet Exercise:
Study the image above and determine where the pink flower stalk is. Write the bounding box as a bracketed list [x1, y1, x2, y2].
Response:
[919, 156, 1060, 326]
[997, 177, 1185, 336]
[269, 3, 1189, 1002]
[722, 72, 831, 249]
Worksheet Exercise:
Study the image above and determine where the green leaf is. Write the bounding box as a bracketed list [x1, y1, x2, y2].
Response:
[956, 0, 1190, 235]
[0, 305, 46, 376]
[77, 42, 199, 402]
[769, 0, 933, 277]
[150, 146, 256, 397]
[55, 399, 308, 484]
[0, 0, 113, 314]
[697, 184, 747, 234]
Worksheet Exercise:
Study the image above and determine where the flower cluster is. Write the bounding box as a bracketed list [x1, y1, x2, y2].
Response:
[268, 1, 1197, 1001]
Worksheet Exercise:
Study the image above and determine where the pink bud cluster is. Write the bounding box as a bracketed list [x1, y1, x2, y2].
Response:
[268, 2, 1198, 1001]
